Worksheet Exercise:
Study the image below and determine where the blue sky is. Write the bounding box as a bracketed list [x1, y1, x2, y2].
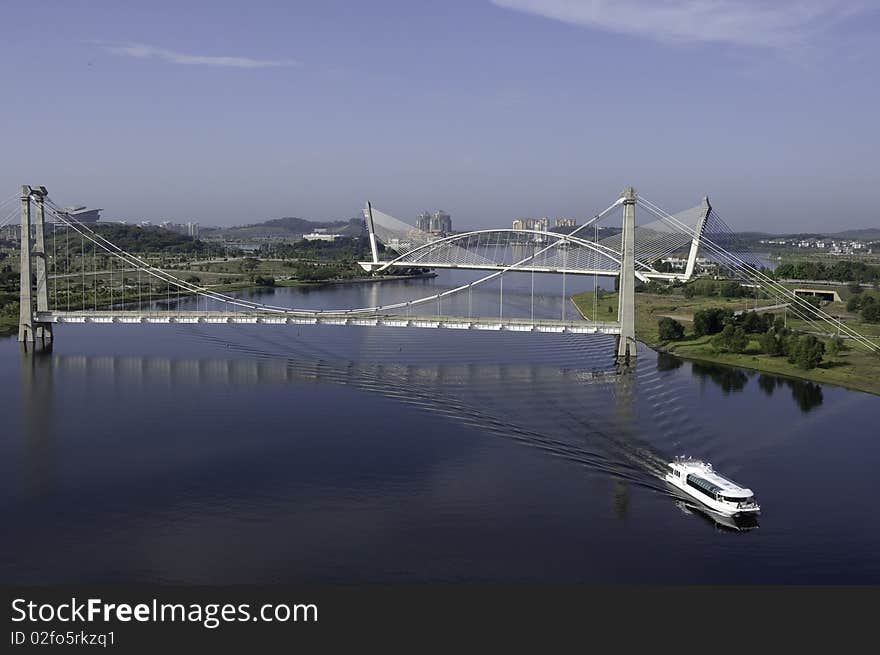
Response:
[2, 0, 878, 231]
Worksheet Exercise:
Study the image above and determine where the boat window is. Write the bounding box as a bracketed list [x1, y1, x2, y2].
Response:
[686, 474, 722, 497]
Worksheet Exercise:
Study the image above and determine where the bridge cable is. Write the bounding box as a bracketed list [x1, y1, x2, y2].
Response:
[593, 222, 599, 321]
[42, 195, 623, 322]
[81, 232, 85, 312]
[52, 221, 57, 310]
[65, 223, 70, 312]
[638, 196, 877, 351]
[531, 267, 535, 322]
[637, 198, 839, 337]
[639, 198, 844, 334]
[670, 203, 867, 342]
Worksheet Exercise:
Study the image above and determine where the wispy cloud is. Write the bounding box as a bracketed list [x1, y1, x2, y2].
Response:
[103, 42, 298, 68]
[491, 1, 871, 49]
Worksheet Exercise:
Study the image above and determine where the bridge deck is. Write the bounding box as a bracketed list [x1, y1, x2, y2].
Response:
[36, 311, 621, 335]
[358, 261, 685, 281]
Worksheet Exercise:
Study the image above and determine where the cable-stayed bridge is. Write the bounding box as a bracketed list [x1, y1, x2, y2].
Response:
[7, 184, 877, 368]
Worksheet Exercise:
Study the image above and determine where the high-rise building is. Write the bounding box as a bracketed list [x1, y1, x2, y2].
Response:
[513, 217, 548, 231]
[158, 221, 201, 239]
[512, 217, 551, 242]
[555, 217, 577, 228]
[417, 210, 452, 234]
[431, 210, 452, 234]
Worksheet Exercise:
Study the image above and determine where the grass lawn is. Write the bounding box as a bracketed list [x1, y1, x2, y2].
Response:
[571, 289, 880, 396]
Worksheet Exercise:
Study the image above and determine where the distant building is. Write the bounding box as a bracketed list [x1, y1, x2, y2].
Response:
[512, 217, 549, 232]
[417, 210, 452, 235]
[158, 221, 200, 239]
[304, 228, 342, 242]
[555, 217, 577, 228]
[660, 256, 688, 270]
[431, 210, 452, 234]
[63, 206, 102, 224]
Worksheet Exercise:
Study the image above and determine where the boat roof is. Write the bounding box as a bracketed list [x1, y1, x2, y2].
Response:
[669, 459, 753, 497]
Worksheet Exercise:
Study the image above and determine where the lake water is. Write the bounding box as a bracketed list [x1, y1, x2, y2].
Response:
[2, 270, 878, 583]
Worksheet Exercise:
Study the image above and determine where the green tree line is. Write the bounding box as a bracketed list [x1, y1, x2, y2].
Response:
[658, 308, 840, 370]
[774, 260, 880, 284]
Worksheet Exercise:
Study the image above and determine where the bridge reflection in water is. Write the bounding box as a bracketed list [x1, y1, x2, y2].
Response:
[46, 352, 623, 391]
[15, 345, 656, 515]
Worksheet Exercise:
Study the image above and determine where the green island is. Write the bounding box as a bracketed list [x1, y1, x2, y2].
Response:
[572, 278, 880, 396]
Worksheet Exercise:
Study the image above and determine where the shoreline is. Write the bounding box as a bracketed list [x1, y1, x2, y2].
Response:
[274, 271, 437, 288]
[209, 271, 437, 292]
[650, 341, 877, 397]
[569, 295, 880, 397]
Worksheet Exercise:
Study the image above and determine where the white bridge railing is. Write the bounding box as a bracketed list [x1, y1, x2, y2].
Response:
[37, 310, 622, 335]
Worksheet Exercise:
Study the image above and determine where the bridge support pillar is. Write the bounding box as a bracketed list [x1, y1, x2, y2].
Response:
[363, 201, 380, 269]
[33, 191, 52, 343]
[18, 185, 52, 346]
[683, 196, 710, 280]
[616, 187, 637, 368]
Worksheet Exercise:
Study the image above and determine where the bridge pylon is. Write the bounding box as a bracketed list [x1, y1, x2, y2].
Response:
[684, 195, 710, 280]
[18, 185, 53, 347]
[616, 186, 637, 367]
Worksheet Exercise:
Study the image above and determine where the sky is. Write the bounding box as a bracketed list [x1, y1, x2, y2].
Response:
[2, 0, 879, 232]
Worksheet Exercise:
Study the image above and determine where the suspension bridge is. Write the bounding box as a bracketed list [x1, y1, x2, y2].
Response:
[6, 184, 877, 368]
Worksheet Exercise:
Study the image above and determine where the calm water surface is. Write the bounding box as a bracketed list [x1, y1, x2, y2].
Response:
[1, 271, 878, 583]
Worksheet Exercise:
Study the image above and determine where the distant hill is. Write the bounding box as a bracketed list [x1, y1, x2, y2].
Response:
[94, 223, 215, 254]
[734, 229, 880, 245]
[203, 217, 364, 240]
[827, 228, 880, 241]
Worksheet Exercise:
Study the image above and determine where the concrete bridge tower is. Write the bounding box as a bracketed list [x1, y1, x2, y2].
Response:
[18, 185, 52, 346]
[616, 187, 637, 366]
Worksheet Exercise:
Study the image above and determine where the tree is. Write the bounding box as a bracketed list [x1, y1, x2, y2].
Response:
[693, 307, 733, 336]
[848, 281, 863, 295]
[657, 317, 685, 341]
[738, 310, 765, 333]
[827, 336, 846, 356]
[759, 330, 783, 356]
[863, 303, 880, 323]
[729, 326, 749, 353]
[788, 335, 825, 370]
[719, 281, 746, 298]
[711, 324, 749, 353]
[653, 259, 674, 273]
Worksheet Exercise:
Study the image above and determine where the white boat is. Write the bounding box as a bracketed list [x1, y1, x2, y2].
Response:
[664, 457, 760, 517]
